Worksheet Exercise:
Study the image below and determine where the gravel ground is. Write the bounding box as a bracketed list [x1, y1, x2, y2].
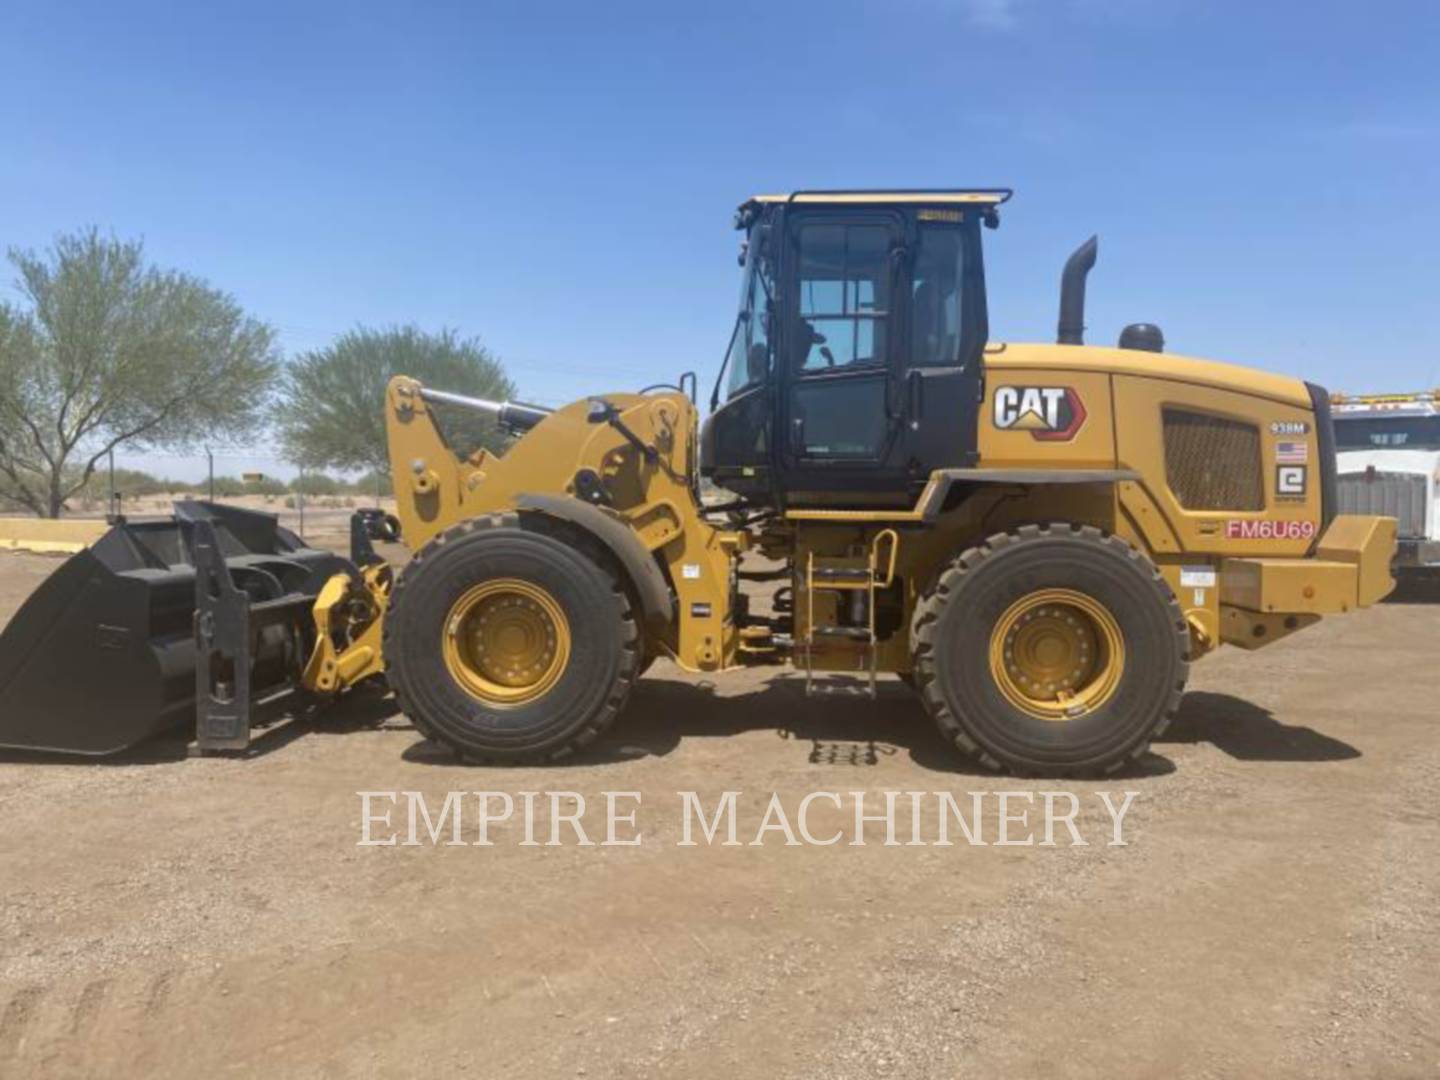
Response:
[0, 545, 1436, 1078]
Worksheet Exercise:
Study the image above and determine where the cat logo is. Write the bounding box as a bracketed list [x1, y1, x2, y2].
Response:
[992, 386, 1087, 441]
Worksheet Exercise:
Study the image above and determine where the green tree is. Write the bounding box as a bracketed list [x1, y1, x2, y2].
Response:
[202, 475, 247, 498]
[276, 325, 515, 474]
[0, 229, 279, 517]
[243, 475, 288, 497]
[348, 467, 392, 500]
[290, 471, 341, 497]
[72, 466, 177, 502]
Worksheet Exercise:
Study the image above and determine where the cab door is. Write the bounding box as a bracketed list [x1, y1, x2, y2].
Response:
[778, 213, 908, 506]
[897, 214, 986, 473]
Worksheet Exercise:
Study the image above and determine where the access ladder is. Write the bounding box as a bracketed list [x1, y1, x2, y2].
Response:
[801, 529, 900, 698]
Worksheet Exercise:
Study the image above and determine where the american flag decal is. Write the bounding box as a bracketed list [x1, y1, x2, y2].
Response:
[1275, 441, 1308, 463]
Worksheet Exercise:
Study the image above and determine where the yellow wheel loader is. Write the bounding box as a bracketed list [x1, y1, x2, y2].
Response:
[0, 189, 1397, 774]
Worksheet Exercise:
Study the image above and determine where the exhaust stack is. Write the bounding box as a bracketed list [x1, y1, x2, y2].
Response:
[1057, 235, 1098, 345]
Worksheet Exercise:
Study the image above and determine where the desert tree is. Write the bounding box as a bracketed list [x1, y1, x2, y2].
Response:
[0, 228, 279, 516]
[289, 471, 342, 497]
[276, 325, 516, 478]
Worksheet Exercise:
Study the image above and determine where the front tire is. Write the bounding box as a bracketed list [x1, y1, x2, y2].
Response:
[911, 523, 1188, 776]
[383, 514, 640, 761]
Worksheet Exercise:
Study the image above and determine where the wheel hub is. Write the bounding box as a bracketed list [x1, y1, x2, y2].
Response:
[988, 588, 1124, 721]
[443, 579, 571, 706]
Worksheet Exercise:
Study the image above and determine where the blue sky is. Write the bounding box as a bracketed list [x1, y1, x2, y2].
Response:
[1, 0, 1437, 479]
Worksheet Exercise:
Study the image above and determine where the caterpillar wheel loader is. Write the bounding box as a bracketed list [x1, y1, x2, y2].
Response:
[0, 189, 1397, 775]
[375, 189, 1395, 774]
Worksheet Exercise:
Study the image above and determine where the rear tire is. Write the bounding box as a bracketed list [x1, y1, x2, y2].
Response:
[911, 523, 1188, 776]
[383, 513, 640, 761]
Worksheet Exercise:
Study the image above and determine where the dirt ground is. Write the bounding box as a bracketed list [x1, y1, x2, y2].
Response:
[0, 539, 1437, 1079]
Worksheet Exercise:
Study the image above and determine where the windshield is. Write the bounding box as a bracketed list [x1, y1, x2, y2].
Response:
[1335, 415, 1440, 450]
[714, 221, 775, 404]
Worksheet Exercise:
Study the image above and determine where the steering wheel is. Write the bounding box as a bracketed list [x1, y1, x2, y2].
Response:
[801, 322, 836, 367]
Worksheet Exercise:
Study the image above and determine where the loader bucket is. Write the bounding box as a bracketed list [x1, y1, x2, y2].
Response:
[0, 501, 354, 756]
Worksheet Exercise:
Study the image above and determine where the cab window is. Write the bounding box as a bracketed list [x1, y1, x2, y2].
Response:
[795, 223, 890, 371]
[724, 241, 774, 398]
[909, 225, 966, 367]
[1335, 416, 1440, 449]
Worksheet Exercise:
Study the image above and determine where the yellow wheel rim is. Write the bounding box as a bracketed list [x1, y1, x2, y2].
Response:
[988, 588, 1125, 722]
[442, 579, 571, 707]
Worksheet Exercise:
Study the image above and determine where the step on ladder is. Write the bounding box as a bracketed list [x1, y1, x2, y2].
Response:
[802, 529, 899, 699]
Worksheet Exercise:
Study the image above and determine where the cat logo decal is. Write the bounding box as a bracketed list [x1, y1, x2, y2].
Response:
[992, 386, 1087, 441]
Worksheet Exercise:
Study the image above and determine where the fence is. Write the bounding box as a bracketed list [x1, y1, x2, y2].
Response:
[67, 448, 389, 542]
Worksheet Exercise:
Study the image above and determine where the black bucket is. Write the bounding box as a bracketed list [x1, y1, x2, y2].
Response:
[0, 501, 352, 755]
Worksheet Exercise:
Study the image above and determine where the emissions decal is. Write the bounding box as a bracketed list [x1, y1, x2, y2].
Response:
[992, 386, 1087, 441]
[1225, 519, 1316, 541]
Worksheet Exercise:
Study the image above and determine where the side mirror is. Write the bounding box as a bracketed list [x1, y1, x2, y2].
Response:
[746, 342, 768, 384]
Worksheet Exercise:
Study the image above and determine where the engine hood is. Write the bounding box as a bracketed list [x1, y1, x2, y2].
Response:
[988, 343, 1312, 408]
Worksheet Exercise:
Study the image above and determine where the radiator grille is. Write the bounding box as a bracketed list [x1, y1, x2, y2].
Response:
[1337, 472, 1426, 537]
[1163, 409, 1264, 511]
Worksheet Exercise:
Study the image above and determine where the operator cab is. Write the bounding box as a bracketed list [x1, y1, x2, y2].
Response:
[702, 189, 1007, 508]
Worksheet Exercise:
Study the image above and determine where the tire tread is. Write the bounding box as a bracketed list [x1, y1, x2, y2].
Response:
[382, 512, 641, 762]
[910, 522, 1189, 776]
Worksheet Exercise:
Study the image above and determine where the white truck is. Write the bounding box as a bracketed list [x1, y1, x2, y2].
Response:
[1334, 390, 1440, 578]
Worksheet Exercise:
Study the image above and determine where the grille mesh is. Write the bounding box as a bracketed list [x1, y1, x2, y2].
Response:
[1163, 409, 1264, 511]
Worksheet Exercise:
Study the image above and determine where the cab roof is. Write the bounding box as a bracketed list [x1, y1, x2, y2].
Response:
[741, 188, 1013, 211]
